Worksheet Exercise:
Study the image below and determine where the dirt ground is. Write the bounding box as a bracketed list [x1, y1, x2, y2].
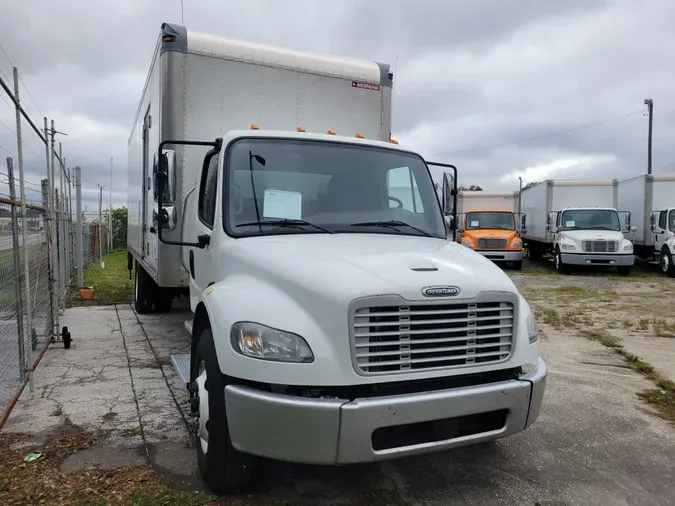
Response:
[1, 259, 674, 505]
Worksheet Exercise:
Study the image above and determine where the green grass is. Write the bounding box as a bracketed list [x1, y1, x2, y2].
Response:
[68, 250, 133, 307]
[580, 328, 675, 423]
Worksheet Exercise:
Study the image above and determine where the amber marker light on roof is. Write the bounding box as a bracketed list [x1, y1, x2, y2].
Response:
[250, 124, 260, 130]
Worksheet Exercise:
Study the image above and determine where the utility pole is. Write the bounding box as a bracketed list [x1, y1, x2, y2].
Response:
[98, 184, 105, 268]
[44, 117, 58, 344]
[644, 98, 653, 175]
[109, 156, 113, 253]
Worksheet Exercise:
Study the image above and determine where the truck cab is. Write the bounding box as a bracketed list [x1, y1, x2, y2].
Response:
[650, 208, 675, 276]
[459, 209, 523, 269]
[154, 129, 546, 494]
[545, 207, 635, 275]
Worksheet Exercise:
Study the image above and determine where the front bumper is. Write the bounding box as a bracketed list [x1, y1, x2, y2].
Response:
[561, 252, 634, 266]
[224, 358, 547, 465]
[476, 249, 523, 262]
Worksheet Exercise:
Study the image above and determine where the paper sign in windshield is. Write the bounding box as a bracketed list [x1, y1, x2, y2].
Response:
[565, 221, 575, 227]
[470, 221, 480, 227]
[263, 189, 302, 220]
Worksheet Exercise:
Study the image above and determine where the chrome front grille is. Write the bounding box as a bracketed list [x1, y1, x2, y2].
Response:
[477, 238, 508, 249]
[352, 298, 515, 375]
[582, 240, 618, 253]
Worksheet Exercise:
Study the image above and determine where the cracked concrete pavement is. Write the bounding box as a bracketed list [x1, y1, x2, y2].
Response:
[2, 296, 675, 504]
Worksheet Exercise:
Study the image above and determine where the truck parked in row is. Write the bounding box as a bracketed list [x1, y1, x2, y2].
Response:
[127, 23, 546, 494]
[617, 174, 675, 277]
[520, 179, 635, 275]
[456, 191, 523, 269]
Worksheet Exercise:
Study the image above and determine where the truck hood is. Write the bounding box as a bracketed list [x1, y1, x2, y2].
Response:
[228, 234, 518, 301]
[560, 230, 626, 244]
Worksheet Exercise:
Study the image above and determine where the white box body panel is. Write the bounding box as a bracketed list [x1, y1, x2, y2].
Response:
[457, 191, 518, 217]
[127, 23, 393, 287]
[618, 174, 675, 246]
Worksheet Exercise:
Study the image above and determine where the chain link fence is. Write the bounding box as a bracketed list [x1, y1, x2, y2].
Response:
[0, 198, 54, 419]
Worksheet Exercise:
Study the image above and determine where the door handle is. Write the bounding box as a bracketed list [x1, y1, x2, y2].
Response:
[189, 250, 195, 279]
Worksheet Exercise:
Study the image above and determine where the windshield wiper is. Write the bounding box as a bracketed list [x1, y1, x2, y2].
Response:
[350, 220, 433, 237]
[236, 219, 335, 234]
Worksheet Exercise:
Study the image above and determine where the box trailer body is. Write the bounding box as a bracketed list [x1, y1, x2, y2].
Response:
[617, 174, 675, 276]
[127, 23, 393, 294]
[520, 179, 634, 274]
[456, 191, 523, 266]
[127, 23, 547, 495]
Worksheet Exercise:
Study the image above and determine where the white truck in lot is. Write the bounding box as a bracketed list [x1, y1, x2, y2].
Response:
[456, 191, 524, 268]
[127, 22, 546, 494]
[520, 179, 635, 275]
[617, 174, 675, 277]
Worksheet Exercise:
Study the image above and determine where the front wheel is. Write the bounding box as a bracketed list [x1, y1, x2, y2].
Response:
[193, 328, 255, 494]
[659, 248, 675, 278]
[554, 248, 569, 275]
[512, 260, 523, 271]
[617, 266, 631, 276]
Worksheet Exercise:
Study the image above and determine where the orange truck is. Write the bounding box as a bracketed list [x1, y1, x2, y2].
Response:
[457, 191, 524, 270]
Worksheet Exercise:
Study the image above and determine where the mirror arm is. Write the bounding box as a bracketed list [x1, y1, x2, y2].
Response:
[156, 138, 223, 248]
[427, 161, 458, 241]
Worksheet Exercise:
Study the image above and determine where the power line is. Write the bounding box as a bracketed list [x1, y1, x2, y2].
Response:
[432, 109, 646, 156]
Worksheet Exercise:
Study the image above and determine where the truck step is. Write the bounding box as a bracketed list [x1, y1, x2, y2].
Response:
[171, 354, 191, 385]
[184, 320, 193, 335]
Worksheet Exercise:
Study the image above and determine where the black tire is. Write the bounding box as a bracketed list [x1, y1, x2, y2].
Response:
[193, 328, 255, 494]
[154, 289, 173, 313]
[512, 260, 523, 271]
[659, 248, 675, 278]
[617, 266, 631, 276]
[62, 326, 72, 349]
[554, 248, 569, 275]
[529, 244, 543, 262]
[134, 263, 154, 314]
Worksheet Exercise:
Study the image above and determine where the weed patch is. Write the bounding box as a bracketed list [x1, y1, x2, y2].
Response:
[580, 329, 675, 423]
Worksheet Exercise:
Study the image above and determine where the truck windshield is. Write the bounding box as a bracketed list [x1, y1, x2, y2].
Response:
[224, 138, 446, 238]
[465, 212, 514, 231]
[670, 210, 675, 232]
[560, 209, 620, 231]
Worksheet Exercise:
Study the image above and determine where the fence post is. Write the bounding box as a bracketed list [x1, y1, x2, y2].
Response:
[49, 119, 60, 341]
[67, 166, 73, 282]
[6, 157, 25, 378]
[58, 143, 66, 306]
[74, 166, 83, 287]
[13, 68, 34, 392]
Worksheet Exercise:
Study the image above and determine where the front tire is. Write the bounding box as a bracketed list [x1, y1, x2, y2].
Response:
[554, 248, 569, 275]
[512, 260, 523, 271]
[617, 266, 631, 276]
[660, 248, 675, 278]
[193, 328, 255, 494]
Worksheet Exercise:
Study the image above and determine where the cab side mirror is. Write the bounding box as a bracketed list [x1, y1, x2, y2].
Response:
[650, 214, 656, 231]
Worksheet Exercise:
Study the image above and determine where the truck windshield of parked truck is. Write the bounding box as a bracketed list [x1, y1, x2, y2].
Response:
[465, 211, 515, 230]
[559, 209, 620, 231]
[224, 138, 446, 239]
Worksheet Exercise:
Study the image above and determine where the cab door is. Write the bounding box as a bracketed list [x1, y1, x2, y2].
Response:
[188, 153, 220, 309]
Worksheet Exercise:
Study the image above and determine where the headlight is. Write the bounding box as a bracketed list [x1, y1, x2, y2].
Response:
[623, 243, 633, 251]
[561, 243, 576, 250]
[230, 322, 314, 363]
[526, 312, 538, 344]
[512, 240, 522, 248]
[461, 241, 474, 248]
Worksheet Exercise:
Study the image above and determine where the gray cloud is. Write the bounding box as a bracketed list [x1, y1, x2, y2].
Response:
[0, 0, 673, 212]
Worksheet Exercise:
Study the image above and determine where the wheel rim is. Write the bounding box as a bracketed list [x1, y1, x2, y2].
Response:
[555, 253, 560, 270]
[661, 253, 670, 272]
[196, 361, 209, 454]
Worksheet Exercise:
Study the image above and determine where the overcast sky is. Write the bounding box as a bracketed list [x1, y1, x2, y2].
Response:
[0, 0, 673, 212]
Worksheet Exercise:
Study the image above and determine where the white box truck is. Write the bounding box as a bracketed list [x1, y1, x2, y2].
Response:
[456, 191, 523, 268]
[617, 174, 675, 277]
[127, 23, 546, 494]
[520, 179, 635, 275]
